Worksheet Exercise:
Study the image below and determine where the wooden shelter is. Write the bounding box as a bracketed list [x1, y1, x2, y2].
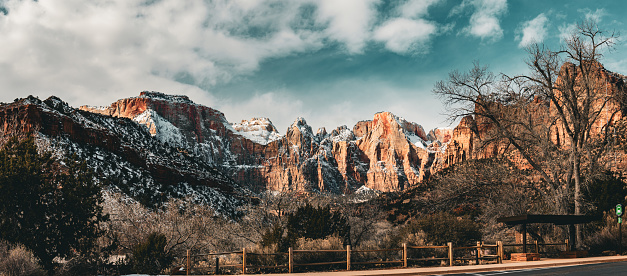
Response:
[497, 214, 599, 253]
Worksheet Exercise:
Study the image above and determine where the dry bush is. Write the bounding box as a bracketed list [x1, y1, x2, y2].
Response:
[101, 191, 269, 273]
[53, 256, 98, 276]
[102, 191, 253, 253]
[292, 235, 345, 270]
[0, 241, 45, 276]
[585, 213, 625, 255]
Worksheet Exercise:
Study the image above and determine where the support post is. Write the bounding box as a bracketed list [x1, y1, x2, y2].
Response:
[568, 224, 576, 251]
[476, 241, 481, 265]
[242, 248, 246, 275]
[215, 257, 220, 275]
[497, 241, 503, 264]
[535, 240, 539, 254]
[620, 219, 623, 255]
[346, 245, 351, 271]
[403, 243, 407, 268]
[288, 247, 293, 273]
[448, 242, 453, 267]
[565, 239, 570, 252]
[186, 250, 190, 276]
[522, 223, 527, 253]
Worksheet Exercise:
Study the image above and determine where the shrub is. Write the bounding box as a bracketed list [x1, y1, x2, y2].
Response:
[285, 204, 348, 243]
[0, 241, 45, 276]
[261, 204, 349, 251]
[293, 236, 344, 270]
[129, 232, 173, 275]
[53, 256, 102, 276]
[415, 212, 481, 246]
[585, 213, 626, 255]
[584, 171, 627, 216]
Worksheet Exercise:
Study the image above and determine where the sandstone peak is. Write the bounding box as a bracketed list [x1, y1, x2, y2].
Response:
[427, 128, 453, 144]
[137, 91, 194, 105]
[292, 117, 308, 127]
[330, 125, 355, 142]
[288, 117, 313, 136]
[316, 127, 327, 136]
[231, 117, 281, 145]
[80, 91, 229, 145]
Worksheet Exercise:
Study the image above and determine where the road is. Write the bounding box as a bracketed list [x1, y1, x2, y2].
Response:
[440, 261, 627, 276]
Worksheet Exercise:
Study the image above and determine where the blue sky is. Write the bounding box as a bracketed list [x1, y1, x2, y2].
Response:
[0, 0, 626, 133]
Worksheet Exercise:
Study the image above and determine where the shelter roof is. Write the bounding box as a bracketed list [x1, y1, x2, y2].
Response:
[496, 214, 599, 226]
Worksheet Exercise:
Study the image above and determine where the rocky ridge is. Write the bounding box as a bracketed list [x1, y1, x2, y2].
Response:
[0, 95, 242, 214]
[78, 92, 453, 194]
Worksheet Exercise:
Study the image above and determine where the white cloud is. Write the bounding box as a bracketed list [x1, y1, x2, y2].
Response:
[215, 92, 306, 134]
[0, 0, 330, 106]
[373, 18, 437, 54]
[580, 8, 607, 22]
[0, 0, 446, 130]
[314, 0, 381, 54]
[0, 0, 396, 106]
[373, 0, 441, 54]
[558, 23, 577, 42]
[518, 13, 549, 48]
[453, 0, 508, 41]
[398, 0, 442, 18]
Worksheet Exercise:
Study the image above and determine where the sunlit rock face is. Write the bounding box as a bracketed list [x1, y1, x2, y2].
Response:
[4, 89, 501, 198]
[438, 62, 627, 173]
[80, 93, 455, 194]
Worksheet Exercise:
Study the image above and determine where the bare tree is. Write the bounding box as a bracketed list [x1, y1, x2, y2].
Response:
[434, 20, 619, 249]
[520, 21, 618, 247]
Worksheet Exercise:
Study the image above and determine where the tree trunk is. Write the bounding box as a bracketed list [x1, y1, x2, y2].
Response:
[573, 147, 582, 249]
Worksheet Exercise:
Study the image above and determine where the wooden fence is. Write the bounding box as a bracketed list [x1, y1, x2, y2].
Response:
[181, 240, 569, 275]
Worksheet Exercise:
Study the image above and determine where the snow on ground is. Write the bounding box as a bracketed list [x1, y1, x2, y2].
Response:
[355, 185, 374, 194]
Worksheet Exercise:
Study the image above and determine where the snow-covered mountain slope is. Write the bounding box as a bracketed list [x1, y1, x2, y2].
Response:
[1, 95, 244, 215]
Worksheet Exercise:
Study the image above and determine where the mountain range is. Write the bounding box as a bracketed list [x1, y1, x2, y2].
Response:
[1, 62, 625, 213]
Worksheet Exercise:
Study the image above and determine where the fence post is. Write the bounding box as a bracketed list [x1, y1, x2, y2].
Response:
[476, 241, 481, 265]
[403, 243, 407, 268]
[186, 250, 190, 276]
[565, 239, 569, 252]
[242, 248, 246, 275]
[289, 247, 293, 273]
[215, 257, 220, 275]
[346, 245, 351, 271]
[497, 241, 504, 264]
[448, 242, 453, 267]
[534, 240, 539, 254]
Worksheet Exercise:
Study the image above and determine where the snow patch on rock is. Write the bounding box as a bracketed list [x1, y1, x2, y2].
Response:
[231, 117, 282, 145]
[133, 109, 185, 147]
[330, 126, 355, 142]
[137, 91, 195, 105]
[384, 112, 428, 148]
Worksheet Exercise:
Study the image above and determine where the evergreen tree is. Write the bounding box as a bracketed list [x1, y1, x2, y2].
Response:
[262, 204, 348, 251]
[0, 137, 105, 272]
[129, 232, 173, 275]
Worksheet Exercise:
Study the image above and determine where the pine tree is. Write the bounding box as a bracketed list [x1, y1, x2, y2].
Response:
[0, 137, 106, 272]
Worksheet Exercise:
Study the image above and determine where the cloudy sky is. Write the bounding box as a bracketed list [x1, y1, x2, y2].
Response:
[1, 0, 626, 133]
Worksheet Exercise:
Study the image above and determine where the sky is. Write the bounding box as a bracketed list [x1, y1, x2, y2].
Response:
[1, 0, 626, 133]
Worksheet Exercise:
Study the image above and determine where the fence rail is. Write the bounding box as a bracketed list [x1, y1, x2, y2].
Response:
[181, 239, 570, 275]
